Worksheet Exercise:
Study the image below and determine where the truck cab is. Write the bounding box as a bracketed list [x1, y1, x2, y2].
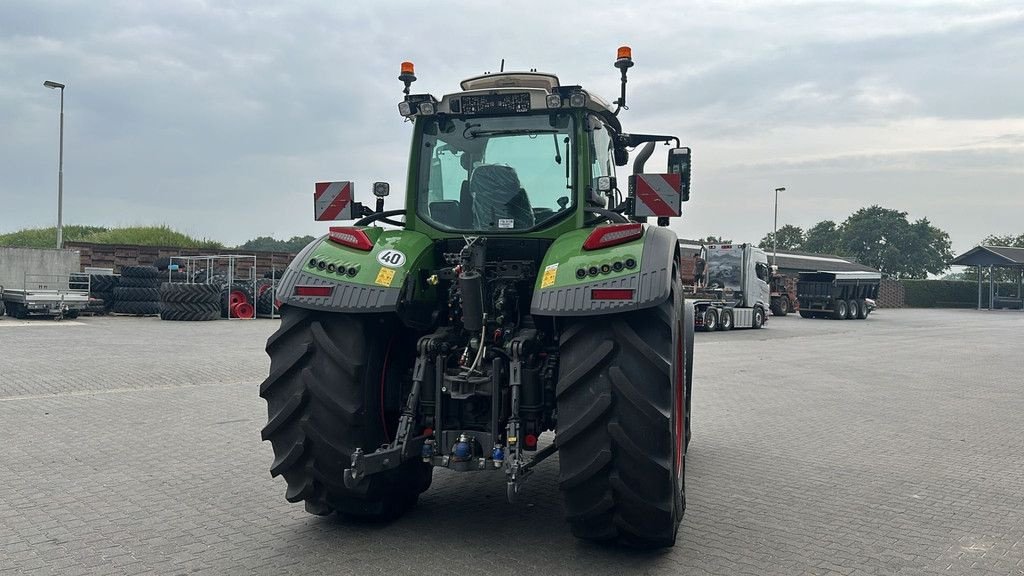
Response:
[691, 243, 770, 331]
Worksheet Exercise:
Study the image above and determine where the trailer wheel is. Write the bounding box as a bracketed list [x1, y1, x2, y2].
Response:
[260, 306, 431, 521]
[719, 309, 733, 331]
[845, 299, 858, 319]
[855, 299, 867, 319]
[702, 308, 718, 332]
[798, 310, 813, 319]
[832, 299, 847, 320]
[752, 306, 765, 329]
[556, 272, 686, 549]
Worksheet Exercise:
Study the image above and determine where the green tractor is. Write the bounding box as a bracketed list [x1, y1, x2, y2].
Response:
[260, 47, 695, 548]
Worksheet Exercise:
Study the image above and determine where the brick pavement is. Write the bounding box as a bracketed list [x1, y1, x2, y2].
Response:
[0, 310, 1022, 575]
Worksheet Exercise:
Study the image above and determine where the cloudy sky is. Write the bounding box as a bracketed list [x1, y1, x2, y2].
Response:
[1, 1, 1021, 255]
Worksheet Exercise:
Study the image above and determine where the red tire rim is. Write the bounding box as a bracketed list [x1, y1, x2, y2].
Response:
[231, 301, 254, 319]
[229, 290, 248, 306]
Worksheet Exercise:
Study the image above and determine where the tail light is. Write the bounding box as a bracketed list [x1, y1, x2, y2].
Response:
[583, 223, 643, 251]
[295, 286, 333, 297]
[328, 227, 374, 251]
[591, 288, 635, 300]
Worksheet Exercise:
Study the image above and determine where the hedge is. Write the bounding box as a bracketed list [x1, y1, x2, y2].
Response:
[903, 279, 1020, 308]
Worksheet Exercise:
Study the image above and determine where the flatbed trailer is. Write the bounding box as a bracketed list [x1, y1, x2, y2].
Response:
[1, 274, 90, 319]
[797, 271, 880, 320]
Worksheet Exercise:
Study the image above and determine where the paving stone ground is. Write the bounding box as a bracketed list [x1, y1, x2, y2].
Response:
[1, 308, 1022, 575]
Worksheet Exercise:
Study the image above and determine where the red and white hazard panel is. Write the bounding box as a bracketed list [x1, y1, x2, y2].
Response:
[314, 181, 354, 221]
[633, 173, 682, 218]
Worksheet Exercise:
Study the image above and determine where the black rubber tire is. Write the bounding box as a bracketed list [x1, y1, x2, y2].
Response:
[159, 302, 221, 321]
[64, 310, 80, 319]
[264, 269, 286, 279]
[702, 308, 718, 332]
[798, 310, 813, 319]
[118, 276, 161, 288]
[0, 300, 6, 317]
[160, 283, 220, 304]
[90, 275, 118, 293]
[111, 300, 159, 315]
[832, 299, 847, 320]
[752, 306, 765, 329]
[846, 299, 858, 320]
[719, 309, 733, 331]
[556, 275, 685, 549]
[114, 286, 160, 302]
[257, 287, 280, 317]
[260, 306, 431, 520]
[770, 297, 789, 316]
[121, 266, 160, 279]
[221, 284, 255, 317]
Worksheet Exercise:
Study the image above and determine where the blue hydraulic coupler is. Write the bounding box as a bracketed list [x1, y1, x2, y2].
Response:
[452, 434, 472, 461]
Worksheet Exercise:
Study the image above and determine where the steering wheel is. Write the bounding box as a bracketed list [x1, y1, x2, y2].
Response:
[354, 209, 406, 227]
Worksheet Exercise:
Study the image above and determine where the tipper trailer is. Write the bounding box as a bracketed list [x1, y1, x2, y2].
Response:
[690, 244, 770, 331]
[797, 271, 880, 319]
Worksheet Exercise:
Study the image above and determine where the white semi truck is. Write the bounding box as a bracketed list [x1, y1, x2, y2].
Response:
[689, 244, 771, 331]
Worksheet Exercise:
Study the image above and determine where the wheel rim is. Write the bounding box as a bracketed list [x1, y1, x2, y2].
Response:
[229, 290, 248, 306]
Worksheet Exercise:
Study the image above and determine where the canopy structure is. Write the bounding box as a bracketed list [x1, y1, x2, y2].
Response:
[951, 245, 1024, 310]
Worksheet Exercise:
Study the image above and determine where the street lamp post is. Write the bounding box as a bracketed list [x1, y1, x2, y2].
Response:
[773, 187, 786, 267]
[43, 80, 65, 249]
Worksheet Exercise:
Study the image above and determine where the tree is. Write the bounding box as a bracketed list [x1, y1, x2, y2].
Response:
[835, 206, 952, 278]
[699, 235, 732, 244]
[758, 224, 804, 252]
[803, 220, 841, 255]
[237, 235, 316, 252]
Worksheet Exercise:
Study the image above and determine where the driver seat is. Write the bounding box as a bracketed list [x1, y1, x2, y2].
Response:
[469, 164, 535, 230]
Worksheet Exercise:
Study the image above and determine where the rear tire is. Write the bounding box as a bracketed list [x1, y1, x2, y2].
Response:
[556, 274, 685, 549]
[798, 310, 813, 318]
[260, 306, 431, 521]
[832, 299, 847, 320]
[846, 299, 858, 319]
[719, 309, 733, 331]
[702, 308, 718, 332]
[856, 299, 868, 319]
[770, 297, 789, 316]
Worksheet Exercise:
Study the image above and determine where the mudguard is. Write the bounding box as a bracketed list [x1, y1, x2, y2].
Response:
[530, 225, 678, 316]
[276, 228, 435, 313]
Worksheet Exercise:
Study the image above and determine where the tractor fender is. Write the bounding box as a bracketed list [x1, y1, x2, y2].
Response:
[530, 225, 678, 316]
[276, 228, 435, 313]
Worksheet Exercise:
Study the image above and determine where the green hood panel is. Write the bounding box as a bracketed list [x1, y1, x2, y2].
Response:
[533, 228, 645, 291]
[302, 229, 434, 289]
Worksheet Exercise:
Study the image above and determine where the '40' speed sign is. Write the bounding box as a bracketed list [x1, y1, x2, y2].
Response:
[376, 249, 406, 268]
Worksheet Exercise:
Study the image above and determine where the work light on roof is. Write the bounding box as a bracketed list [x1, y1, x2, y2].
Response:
[398, 101, 413, 117]
[418, 101, 435, 115]
[569, 91, 588, 108]
[545, 94, 562, 109]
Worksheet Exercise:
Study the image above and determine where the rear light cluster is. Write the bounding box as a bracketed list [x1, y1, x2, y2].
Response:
[582, 223, 643, 251]
[328, 226, 375, 251]
[308, 257, 359, 278]
[575, 258, 636, 279]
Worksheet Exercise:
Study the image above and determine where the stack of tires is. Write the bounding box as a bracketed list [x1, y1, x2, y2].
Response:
[81, 274, 113, 314]
[255, 278, 280, 318]
[159, 283, 221, 321]
[221, 283, 255, 319]
[112, 266, 160, 316]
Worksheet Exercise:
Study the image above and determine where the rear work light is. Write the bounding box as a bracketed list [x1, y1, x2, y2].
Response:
[294, 286, 334, 297]
[591, 288, 634, 300]
[328, 227, 375, 251]
[583, 223, 643, 251]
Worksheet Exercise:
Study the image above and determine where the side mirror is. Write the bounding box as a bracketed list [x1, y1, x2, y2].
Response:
[667, 147, 691, 201]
